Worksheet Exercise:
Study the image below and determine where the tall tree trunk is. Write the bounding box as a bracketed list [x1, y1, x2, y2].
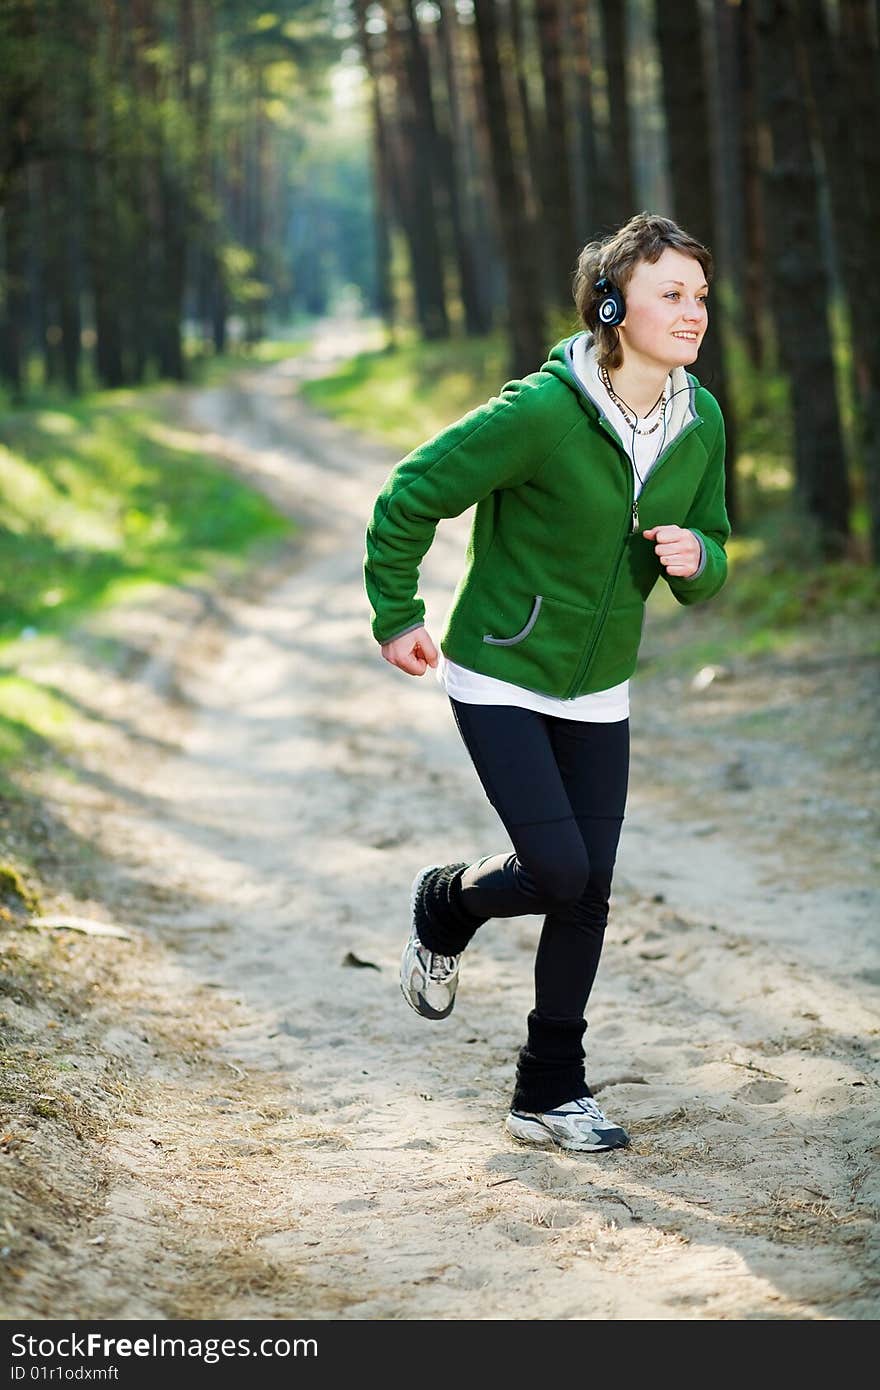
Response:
[122, 0, 148, 381]
[507, 0, 543, 216]
[655, 0, 738, 524]
[451, 3, 502, 325]
[568, 0, 602, 239]
[133, 0, 186, 379]
[0, 174, 28, 399]
[434, 1, 491, 335]
[382, 1, 449, 339]
[82, 1, 124, 390]
[353, 0, 397, 343]
[403, 0, 465, 339]
[205, 19, 228, 354]
[131, 0, 167, 381]
[472, 0, 546, 375]
[534, 0, 578, 308]
[752, 0, 850, 555]
[157, 160, 186, 375]
[57, 154, 81, 393]
[837, 0, 880, 562]
[39, 153, 64, 386]
[503, 0, 548, 300]
[598, 0, 636, 228]
[188, 0, 215, 355]
[372, 12, 415, 327]
[710, 0, 747, 308]
[738, 0, 767, 371]
[800, 0, 877, 558]
[245, 61, 267, 346]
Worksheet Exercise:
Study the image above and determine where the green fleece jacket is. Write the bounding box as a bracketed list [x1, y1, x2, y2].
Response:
[363, 331, 731, 700]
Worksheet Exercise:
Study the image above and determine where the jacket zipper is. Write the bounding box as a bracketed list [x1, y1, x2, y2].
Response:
[627, 412, 703, 531]
[563, 410, 704, 699]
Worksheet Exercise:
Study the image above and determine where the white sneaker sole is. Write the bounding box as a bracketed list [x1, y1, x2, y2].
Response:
[505, 1111, 629, 1153]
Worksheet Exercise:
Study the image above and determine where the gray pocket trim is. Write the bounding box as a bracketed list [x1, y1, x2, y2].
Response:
[482, 594, 543, 646]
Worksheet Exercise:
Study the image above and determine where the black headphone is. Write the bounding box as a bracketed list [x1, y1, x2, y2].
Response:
[594, 274, 626, 327]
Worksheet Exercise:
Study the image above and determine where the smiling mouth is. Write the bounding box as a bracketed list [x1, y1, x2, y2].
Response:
[672, 332, 699, 340]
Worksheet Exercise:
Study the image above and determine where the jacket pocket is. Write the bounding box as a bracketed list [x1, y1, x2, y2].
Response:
[482, 594, 543, 646]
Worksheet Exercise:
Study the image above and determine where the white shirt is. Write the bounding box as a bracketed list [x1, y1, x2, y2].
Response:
[435, 332, 694, 721]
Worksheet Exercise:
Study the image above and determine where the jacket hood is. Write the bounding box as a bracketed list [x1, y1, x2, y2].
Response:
[542, 330, 701, 434]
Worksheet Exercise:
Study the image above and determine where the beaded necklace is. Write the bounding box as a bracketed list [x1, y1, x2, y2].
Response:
[599, 364, 670, 436]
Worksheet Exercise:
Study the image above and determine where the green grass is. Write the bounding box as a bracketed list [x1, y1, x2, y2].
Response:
[0, 391, 294, 643]
[301, 326, 516, 454]
[0, 377, 298, 785]
[0, 675, 72, 767]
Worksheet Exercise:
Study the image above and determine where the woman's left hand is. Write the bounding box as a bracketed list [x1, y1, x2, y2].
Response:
[642, 524, 701, 578]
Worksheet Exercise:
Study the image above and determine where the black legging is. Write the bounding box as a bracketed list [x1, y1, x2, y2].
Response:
[421, 697, 630, 1112]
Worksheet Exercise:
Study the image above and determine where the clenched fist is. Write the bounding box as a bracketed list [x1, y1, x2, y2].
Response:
[642, 524, 701, 578]
[380, 625, 439, 676]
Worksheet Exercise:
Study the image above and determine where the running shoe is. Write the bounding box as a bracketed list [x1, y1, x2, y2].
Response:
[505, 1095, 630, 1152]
[399, 863, 463, 1020]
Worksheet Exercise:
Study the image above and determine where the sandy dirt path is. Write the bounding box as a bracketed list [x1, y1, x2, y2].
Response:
[6, 319, 878, 1320]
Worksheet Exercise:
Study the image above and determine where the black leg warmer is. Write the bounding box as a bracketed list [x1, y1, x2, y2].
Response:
[415, 862, 489, 956]
[510, 1009, 592, 1114]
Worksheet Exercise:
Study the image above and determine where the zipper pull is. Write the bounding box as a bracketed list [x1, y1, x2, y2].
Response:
[632, 499, 640, 533]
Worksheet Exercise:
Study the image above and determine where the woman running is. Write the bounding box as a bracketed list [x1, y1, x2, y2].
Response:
[363, 211, 731, 1152]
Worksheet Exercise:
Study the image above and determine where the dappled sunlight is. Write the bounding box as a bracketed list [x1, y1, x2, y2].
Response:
[0, 391, 292, 651]
[31, 410, 77, 435]
[736, 451, 794, 493]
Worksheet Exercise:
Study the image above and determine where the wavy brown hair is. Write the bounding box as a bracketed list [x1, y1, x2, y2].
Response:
[572, 211, 714, 369]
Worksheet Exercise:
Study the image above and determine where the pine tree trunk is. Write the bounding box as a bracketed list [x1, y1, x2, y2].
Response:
[131, 0, 168, 381]
[39, 154, 64, 387]
[837, 0, 880, 562]
[508, 0, 544, 213]
[451, 5, 501, 325]
[246, 62, 267, 347]
[378, 4, 444, 340]
[752, 0, 850, 555]
[434, 1, 491, 335]
[655, 0, 738, 524]
[710, 0, 747, 307]
[534, 0, 578, 308]
[352, 0, 397, 340]
[190, 0, 216, 357]
[157, 160, 186, 376]
[800, 1, 875, 500]
[472, 0, 546, 375]
[737, 0, 767, 371]
[568, 0, 602, 238]
[403, 0, 467, 339]
[503, 0, 549, 301]
[82, 3, 124, 391]
[598, 0, 636, 227]
[0, 174, 27, 399]
[57, 157, 81, 392]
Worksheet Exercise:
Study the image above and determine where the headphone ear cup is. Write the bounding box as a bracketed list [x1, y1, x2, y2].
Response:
[596, 283, 626, 326]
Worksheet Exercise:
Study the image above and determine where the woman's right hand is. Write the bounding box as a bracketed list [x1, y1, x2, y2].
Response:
[380, 625, 439, 676]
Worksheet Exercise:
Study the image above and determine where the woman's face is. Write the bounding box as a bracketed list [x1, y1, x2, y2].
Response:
[616, 248, 709, 369]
